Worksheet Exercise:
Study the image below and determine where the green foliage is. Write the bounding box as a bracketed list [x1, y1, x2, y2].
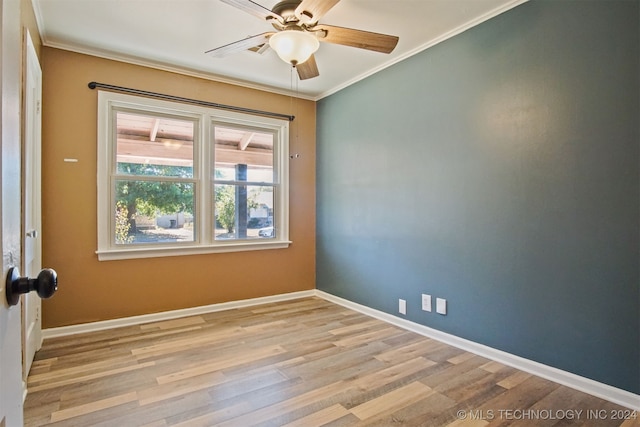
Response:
[117, 162, 193, 178]
[116, 163, 194, 232]
[247, 188, 261, 212]
[117, 180, 194, 217]
[115, 202, 134, 244]
[214, 185, 262, 234]
[115, 164, 265, 237]
[215, 185, 236, 233]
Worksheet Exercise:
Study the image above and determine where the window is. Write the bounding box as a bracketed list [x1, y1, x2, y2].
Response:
[97, 91, 290, 260]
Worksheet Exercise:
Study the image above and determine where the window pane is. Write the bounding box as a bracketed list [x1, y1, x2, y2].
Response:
[215, 184, 274, 240]
[115, 180, 194, 244]
[214, 125, 274, 183]
[116, 111, 194, 178]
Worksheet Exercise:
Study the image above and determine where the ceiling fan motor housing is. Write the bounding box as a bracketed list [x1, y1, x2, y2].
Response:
[271, 0, 306, 24]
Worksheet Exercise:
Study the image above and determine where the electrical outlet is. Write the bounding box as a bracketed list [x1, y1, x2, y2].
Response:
[422, 294, 432, 312]
[399, 299, 407, 315]
[436, 298, 447, 315]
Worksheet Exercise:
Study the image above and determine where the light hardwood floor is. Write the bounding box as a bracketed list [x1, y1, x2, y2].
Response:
[24, 297, 638, 426]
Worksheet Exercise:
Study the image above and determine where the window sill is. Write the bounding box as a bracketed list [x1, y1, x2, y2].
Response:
[96, 240, 292, 261]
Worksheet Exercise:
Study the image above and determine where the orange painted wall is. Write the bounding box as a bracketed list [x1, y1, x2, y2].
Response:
[41, 48, 316, 328]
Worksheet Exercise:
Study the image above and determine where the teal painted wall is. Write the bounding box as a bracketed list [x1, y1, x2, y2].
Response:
[317, 0, 639, 393]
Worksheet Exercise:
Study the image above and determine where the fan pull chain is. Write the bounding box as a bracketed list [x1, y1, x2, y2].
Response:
[290, 65, 295, 128]
[295, 69, 300, 144]
[289, 65, 300, 146]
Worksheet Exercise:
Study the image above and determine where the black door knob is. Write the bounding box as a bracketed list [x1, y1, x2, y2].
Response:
[5, 267, 57, 306]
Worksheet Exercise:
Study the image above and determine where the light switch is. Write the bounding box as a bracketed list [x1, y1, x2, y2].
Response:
[436, 298, 447, 315]
[399, 299, 407, 315]
[422, 294, 432, 312]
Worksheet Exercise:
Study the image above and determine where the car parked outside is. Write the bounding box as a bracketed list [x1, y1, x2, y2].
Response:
[258, 226, 275, 238]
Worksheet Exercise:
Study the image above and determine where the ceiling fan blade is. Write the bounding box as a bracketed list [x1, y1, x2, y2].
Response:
[219, 0, 284, 24]
[314, 24, 399, 54]
[206, 32, 274, 57]
[296, 55, 319, 80]
[295, 0, 340, 24]
[251, 43, 271, 54]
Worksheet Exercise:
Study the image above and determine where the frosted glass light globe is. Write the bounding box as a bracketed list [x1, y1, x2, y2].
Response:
[269, 30, 319, 66]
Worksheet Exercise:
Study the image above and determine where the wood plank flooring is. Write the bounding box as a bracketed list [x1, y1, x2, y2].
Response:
[24, 297, 639, 426]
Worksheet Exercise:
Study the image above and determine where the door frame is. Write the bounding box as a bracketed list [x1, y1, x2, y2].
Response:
[21, 27, 43, 390]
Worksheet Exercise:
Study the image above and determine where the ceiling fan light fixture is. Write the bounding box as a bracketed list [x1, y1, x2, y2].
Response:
[269, 30, 319, 66]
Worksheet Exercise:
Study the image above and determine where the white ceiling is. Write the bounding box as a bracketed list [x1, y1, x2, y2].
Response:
[33, 0, 526, 100]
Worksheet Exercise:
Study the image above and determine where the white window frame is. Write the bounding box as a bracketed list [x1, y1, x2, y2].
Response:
[96, 91, 290, 261]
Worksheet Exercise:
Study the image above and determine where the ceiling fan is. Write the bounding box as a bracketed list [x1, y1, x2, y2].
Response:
[206, 0, 399, 80]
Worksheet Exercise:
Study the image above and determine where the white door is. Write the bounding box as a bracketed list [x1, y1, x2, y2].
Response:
[22, 29, 43, 382]
[1, 0, 28, 424]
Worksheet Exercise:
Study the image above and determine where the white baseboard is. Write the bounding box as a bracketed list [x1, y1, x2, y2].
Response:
[42, 290, 316, 339]
[42, 288, 639, 411]
[316, 290, 640, 411]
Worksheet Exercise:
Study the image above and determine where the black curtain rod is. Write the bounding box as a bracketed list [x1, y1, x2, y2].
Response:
[88, 81, 295, 122]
